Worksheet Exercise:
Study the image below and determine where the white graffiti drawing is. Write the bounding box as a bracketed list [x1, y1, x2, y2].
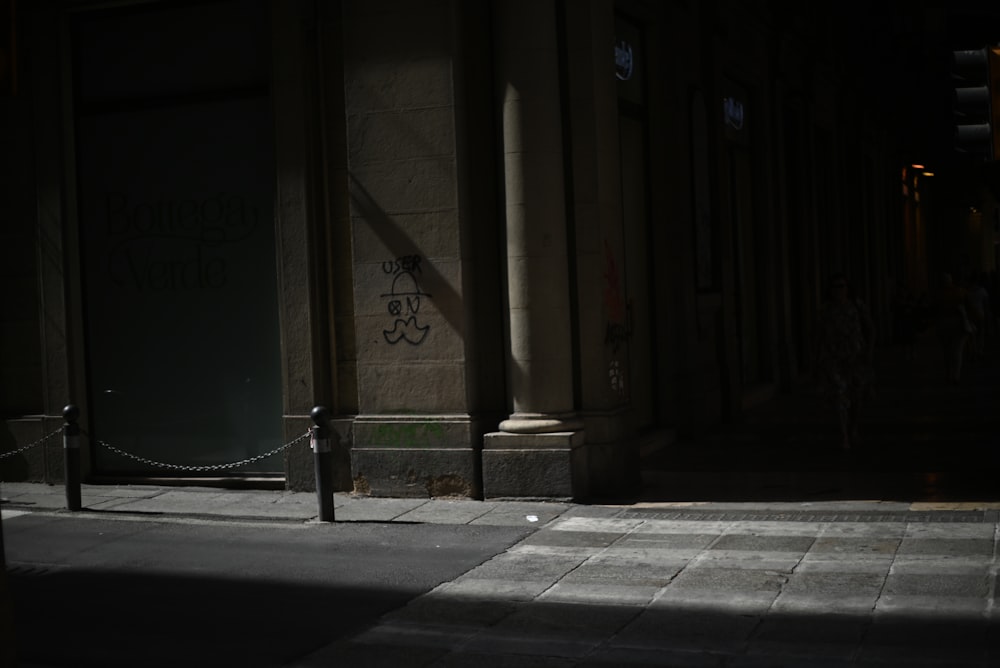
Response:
[609, 360, 626, 396]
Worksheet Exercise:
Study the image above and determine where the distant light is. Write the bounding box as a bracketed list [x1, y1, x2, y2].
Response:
[911, 163, 925, 170]
[615, 40, 634, 81]
[922, 171, 934, 177]
[723, 96, 744, 130]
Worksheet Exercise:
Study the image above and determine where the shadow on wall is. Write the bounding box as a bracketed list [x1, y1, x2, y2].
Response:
[348, 174, 465, 338]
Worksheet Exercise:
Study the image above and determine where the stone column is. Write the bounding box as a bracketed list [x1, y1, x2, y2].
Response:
[483, 0, 586, 499]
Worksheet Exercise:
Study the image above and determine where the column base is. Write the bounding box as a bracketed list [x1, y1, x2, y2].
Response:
[347, 415, 482, 498]
[482, 430, 587, 500]
[498, 413, 584, 434]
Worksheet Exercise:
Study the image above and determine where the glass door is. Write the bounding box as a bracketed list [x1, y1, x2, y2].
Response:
[73, 0, 283, 475]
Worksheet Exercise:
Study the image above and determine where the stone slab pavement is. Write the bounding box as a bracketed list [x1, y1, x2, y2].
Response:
[3, 482, 999, 667]
[294, 504, 1000, 667]
[0, 481, 573, 525]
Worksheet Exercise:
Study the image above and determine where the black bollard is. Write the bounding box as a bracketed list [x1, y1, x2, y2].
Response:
[310, 406, 335, 522]
[63, 404, 82, 511]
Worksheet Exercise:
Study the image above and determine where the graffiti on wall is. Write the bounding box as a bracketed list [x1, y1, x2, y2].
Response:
[609, 359, 626, 397]
[382, 254, 432, 345]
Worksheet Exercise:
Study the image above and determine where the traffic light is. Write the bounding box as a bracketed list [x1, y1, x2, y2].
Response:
[0, 0, 15, 96]
[0, 0, 17, 97]
[991, 46, 1000, 160]
[952, 46, 996, 159]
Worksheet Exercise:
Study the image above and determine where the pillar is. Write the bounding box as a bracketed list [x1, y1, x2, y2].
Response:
[483, 0, 586, 500]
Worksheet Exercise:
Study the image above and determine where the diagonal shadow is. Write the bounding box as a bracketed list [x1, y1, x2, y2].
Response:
[348, 173, 465, 338]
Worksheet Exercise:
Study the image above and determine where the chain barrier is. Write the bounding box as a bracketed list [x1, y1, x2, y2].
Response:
[84, 429, 312, 473]
[0, 427, 62, 460]
[4, 404, 335, 520]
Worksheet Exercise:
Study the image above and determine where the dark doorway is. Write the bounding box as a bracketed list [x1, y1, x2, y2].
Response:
[73, 0, 283, 475]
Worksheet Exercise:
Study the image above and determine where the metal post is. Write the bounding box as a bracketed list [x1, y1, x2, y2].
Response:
[63, 404, 82, 511]
[310, 406, 335, 522]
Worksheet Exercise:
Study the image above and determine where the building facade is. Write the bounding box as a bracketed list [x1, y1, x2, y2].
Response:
[1, 0, 907, 500]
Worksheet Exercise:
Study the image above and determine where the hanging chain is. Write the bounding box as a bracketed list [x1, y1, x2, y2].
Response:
[0, 425, 316, 471]
[85, 429, 313, 472]
[0, 427, 62, 460]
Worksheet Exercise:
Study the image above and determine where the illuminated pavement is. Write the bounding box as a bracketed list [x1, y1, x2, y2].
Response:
[291, 502, 1000, 667]
[3, 485, 999, 667]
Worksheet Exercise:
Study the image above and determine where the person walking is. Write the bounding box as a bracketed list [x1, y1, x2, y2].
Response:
[891, 283, 919, 360]
[930, 272, 974, 382]
[813, 272, 876, 451]
[965, 271, 991, 360]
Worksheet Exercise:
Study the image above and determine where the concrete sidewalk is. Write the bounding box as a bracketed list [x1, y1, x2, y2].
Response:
[4, 482, 1000, 666]
[0, 481, 574, 526]
[307, 506, 1000, 667]
[4, 480, 999, 525]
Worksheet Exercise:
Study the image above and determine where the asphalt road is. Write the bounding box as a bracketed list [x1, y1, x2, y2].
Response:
[3, 512, 533, 668]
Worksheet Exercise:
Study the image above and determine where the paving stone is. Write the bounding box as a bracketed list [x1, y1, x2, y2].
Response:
[903, 523, 996, 538]
[332, 496, 428, 521]
[748, 613, 867, 659]
[874, 594, 988, 616]
[486, 600, 640, 638]
[862, 615, 993, 662]
[560, 504, 623, 519]
[710, 533, 816, 552]
[82, 484, 165, 498]
[394, 499, 495, 524]
[895, 538, 994, 557]
[888, 558, 991, 575]
[817, 523, 907, 538]
[796, 555, 894, 573]
[782, 571, 887, 596]
[809, 536, 900, 554]
[6, 480, 999, 667]
[730, 656, 855, 668]
[434, 577, 554, 602]
[564, 556, 683, 587]
[114, 489, 232, 513]
[578, 646, 725, 667]
[507, 544, 604, 559]
[721, 521, 827, 535]
[0, 492, 70, 510]
[632, 519, 735, 534]
[82, 496, 144, 511]
[518, 529, 624, 548]
[617, 532, 718, 549]
[689, 550, 805, 570]
[351, 619, 479, 652]
[292, 639, 448, 667]
[611, 606, 762, 651]
[470, 502, 569, 527]
[462, 552, 586, 581]
[883, 572, 989, 597]
[548, 516, 644, 533]
[382, 588, 519, 627]
[537, 581, 661, 606]
[667, 567, 790, 592]
[435, 651, 576, 667]
[771, 593, 881, 614]
[457, 602, 636, 659]
[651, 587, 777, 613]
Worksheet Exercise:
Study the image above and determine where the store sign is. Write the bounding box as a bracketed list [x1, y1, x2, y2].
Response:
[723, 96, 744, 130]
[615, 39, 634, 81]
